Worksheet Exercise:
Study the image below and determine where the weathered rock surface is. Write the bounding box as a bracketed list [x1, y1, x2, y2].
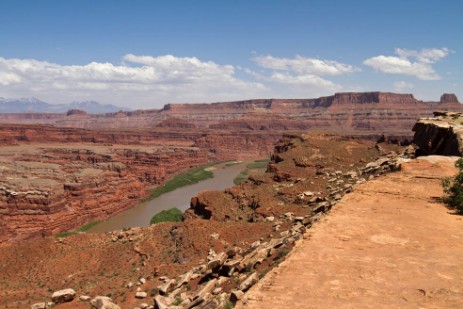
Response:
[51, 288, 75, 303]
[236, 156, 463, 309]
[0, 144, 209, 243]
[91, 296, 121, 309]
[413, 111, 463, 156]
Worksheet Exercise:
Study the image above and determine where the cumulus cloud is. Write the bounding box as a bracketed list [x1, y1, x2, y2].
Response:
[0, 55, 268, 108]
[0, 71, 21, 86]
[363, 47, 450, 80]
[393, 81, 414, 91]
[248, 54, 356, 96]
[254, 55, 358, 76]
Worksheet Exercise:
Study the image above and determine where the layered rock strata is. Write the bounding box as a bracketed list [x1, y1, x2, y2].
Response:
[1, 92, 461, 139]
[0, 144, 208, 243]
[413, 111, 463, 156]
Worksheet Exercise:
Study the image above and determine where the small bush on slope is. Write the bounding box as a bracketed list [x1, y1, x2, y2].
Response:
[442, 157, 463, 214]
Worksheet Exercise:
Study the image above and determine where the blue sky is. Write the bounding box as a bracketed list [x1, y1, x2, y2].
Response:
[0, 0, 461, 109]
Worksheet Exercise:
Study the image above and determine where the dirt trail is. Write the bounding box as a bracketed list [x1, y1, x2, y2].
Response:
[237, 156, 463, 309]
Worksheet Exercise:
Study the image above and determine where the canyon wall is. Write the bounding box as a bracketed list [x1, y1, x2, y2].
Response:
[1, 91, 462, 243]
[1, 92, 461, 139]
[0, 144, 209, 243]
[0, 123, 279, 243]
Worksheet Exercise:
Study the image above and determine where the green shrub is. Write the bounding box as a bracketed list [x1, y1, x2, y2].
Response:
[145, 165, 214, 201]
[233, 173, 248, 185]
[442, 157, 463, 214]
[150, 208, 183, 225]
[75, 221, 100, 232]
[55, 220, 100, 238]
[246, 159, 269, 169]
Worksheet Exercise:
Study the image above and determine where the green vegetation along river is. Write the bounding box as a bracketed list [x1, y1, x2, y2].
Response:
[88, 161, 249, 232]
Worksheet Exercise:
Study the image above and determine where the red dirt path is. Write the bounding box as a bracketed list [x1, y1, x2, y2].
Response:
[237, 156, 463, 309]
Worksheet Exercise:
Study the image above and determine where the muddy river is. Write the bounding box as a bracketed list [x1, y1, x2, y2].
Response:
[88, 162, 247, 232]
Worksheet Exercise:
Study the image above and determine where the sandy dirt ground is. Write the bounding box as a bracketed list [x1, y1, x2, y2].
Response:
[237, 156, 463, 309]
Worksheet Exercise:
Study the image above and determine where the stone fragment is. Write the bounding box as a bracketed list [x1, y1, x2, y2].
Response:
[154, 295, 170, 309]
[80, 295, 91, 301]
[194, 279, 217, 301]
[135, 291, 147, 299]
[91, 296, 121, 309]
[176, 270, 193, 288]
[51, 288, 76, 303]
[140, 303, 149, 309]
[158, 279, 176, 295]
[239, 272, 259, 292]
[230, 290, 245, 303]
[207, 252, 227, 271]
[212, 287, 222, 295]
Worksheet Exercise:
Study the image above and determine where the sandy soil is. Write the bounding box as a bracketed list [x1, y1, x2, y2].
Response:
[237, 156, 463, 309]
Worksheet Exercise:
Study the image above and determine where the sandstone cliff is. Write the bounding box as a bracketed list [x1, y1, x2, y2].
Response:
[1, 92, 461, 139]
[0, 144, 209, 243]
[413, 111, 463, 156]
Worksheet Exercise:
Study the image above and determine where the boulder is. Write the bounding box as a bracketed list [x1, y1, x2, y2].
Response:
[91, 296, 121, 309]
[176, 270, 193, 288]
[51, 288, 76, 303]
[158, 279, 176, 295]
[135, 291, 147, 299]
[194, 279, 217, 301]
[154, 295, 170, 309]
[207, 252, 228, 271]
[230, 290, 244, 303]
[31, 303, 53, 309]
[239, 272, 259, 292]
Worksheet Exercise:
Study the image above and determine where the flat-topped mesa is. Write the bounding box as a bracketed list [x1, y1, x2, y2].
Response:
[440, 93, 460, 104]
[66, 109, 88, 116]
[161, 92, 423, 114]
[162, 100, 274, 113]
[331, 92, 418, 105]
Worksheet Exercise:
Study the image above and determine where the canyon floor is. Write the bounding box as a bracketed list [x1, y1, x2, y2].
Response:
[237, 156, 463, 309]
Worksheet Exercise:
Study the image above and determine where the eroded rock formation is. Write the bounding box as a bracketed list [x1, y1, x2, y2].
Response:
[1, 92, 461, 140]
[0, 144, 209, 243]
[413, 111, 463, 156]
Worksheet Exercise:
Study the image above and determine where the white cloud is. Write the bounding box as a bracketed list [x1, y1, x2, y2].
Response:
[393, 81, 414, 91]
[248, 54, 356, 96]
[0, 71, 21, 85]
[254, 55, 358, 76]
[269, 72, 340, 89]
[0, 55, 268, 108]
[363, 47, 450, 80]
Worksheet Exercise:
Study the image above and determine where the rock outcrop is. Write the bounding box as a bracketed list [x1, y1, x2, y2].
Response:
[413, 111, 463, 156]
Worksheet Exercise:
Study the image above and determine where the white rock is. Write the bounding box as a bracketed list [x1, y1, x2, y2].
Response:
[91, 296, 121, 309]
[51, 288, 76, 303]
[265, 216, 275, 222]
[135, 291, 147, 299]
[80, 295, 91, 301]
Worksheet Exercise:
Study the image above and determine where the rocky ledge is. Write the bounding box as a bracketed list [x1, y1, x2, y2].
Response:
[413, 111, 463, 156]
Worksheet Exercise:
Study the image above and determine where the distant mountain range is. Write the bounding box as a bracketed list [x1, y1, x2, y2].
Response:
[0, 97, 130, 113]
